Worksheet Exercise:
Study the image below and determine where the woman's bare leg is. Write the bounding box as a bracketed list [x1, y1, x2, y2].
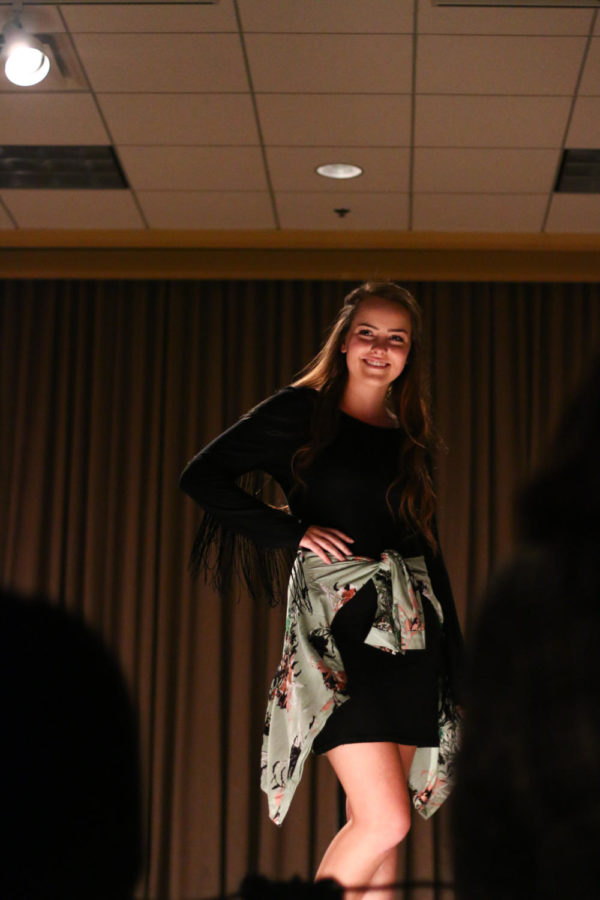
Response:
[315, 743, 416, 898]
[345, 745, 415, 899]
[367, 851, 398, 900]
[344, 796, 396, 900]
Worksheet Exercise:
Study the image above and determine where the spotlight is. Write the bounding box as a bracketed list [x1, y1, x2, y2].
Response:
[1, 14, 51, 87]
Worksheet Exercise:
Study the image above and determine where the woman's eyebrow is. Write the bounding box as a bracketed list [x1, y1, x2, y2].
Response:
[356, 321, 409, 333]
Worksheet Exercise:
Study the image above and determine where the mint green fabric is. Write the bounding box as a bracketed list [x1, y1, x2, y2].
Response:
[260, 550, 461, 825]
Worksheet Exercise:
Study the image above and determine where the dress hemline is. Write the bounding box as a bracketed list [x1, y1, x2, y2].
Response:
[313, 733, 440, 755]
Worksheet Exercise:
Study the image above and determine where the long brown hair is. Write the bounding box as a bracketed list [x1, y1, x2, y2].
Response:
[292, 281, 439, 550]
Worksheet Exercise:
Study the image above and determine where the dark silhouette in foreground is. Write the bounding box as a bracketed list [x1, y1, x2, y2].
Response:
[0, 591, 142, 900]
[453, 355, 600, 899]
[241, 874, 342, 898]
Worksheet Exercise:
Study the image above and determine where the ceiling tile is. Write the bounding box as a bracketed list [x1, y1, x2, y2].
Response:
[138, 190, 274, 229]
[0, 201, 15, 228]
[0, 94, 109, 144]
[567, 96, 600, 147]
[1, 189, 144, 228]
[246, 35, 412, 93]
[417, 36, 586, 95]
[414, 148, 560, 193]
[62, 1, 237, 31]
[0, 4, 64, 32]
[413, 193, 547, 232]
[267, 147, 410, 192]
[98, 94, 259, 146]
[418, 0, 593, 36]
[238, 0, 413, 33]
[578, 37, 600, 96]
[277, 192, 408, 230]
[0, 2, 593, 239]
[415, 96, 571, 148]
[51, 0, 202, 2]
[55, 0, 204, 2]
[118, 146, 268, 191]
[546, 194, 600, 232]
[258, 95, 411, 146]
[72, 33, 248, 92]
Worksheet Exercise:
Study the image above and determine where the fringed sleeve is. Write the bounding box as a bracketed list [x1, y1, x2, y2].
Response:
[188, 474, 298, 607]
[180, 388, 315, 605]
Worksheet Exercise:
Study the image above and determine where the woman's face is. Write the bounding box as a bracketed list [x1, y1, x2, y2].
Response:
[341, 296, 412, 388]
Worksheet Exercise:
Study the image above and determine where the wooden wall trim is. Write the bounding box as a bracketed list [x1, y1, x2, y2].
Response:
[1, 232, 599, 281]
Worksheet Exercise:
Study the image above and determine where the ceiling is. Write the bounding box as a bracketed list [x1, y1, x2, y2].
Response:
[1, 0, 600, 242]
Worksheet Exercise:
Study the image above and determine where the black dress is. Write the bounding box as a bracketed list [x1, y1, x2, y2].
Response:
[180, 386, 464, 752]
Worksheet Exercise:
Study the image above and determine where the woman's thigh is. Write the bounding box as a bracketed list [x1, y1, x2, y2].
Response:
[328, 742, 416, 835]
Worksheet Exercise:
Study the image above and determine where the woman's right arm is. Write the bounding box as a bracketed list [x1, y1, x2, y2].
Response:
[180, 387, 354, 560]
[180, 388, 309, 549]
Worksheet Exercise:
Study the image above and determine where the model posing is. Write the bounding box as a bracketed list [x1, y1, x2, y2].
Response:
[180, 282, 464, 898]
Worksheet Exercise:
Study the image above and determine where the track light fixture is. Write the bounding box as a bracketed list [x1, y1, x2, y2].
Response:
[1, 1, 51, 86]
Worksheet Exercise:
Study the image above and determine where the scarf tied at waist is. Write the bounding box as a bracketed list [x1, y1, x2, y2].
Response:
[260, 549, 461, 825]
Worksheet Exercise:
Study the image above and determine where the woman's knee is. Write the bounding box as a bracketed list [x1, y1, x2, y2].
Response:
[330, 742, 412, 847]
[356, 803, 411, 850]
[381, 807, 411, 848]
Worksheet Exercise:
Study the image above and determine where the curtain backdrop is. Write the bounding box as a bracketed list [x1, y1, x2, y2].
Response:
[2, 279, 599, 900]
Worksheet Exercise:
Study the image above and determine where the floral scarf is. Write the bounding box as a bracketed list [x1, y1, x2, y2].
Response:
[260, 549, 461, 825]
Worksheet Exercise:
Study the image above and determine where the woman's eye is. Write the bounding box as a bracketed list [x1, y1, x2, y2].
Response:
[390, 335, 405, 344]
[358, 329, 372, 337]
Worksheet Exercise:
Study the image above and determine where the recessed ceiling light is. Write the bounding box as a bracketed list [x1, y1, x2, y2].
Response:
[316, 163, 363, 180]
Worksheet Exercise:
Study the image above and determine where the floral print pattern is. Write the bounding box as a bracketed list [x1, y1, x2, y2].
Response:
[260, 549, 461, 825]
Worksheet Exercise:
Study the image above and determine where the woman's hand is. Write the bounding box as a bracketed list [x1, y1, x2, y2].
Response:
[299, 526, 354, 565]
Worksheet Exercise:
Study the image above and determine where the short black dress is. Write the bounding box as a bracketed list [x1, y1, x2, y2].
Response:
[180, 386, 464, 752]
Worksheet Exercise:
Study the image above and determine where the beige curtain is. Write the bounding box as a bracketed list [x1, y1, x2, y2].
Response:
[1, 279, 599, 900]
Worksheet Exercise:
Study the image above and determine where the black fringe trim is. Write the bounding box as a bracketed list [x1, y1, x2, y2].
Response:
[188, 473, 296, 607]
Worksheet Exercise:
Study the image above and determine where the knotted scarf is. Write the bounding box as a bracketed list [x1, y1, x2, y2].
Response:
[261, 549, 461, 824]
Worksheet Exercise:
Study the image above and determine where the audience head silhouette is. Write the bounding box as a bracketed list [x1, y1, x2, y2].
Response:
[452, 354, 600, 900]
[0, 591, 142, 900]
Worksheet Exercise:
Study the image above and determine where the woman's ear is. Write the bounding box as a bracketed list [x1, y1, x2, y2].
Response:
[341, 342, 347, 354]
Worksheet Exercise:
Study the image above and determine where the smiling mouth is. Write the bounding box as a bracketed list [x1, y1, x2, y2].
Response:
[362, 358, 388, 368]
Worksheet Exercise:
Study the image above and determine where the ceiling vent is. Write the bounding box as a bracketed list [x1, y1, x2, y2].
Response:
[0, 145, 129, 189]
[555, 149, 600, 194]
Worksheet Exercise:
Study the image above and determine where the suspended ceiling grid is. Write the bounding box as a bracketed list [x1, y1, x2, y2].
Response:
[0, 0, 600, 235]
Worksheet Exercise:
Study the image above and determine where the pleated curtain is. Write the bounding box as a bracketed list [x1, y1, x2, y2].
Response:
[1, 279, 599, 900]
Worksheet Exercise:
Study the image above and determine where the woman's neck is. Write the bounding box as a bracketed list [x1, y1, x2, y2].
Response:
[339, 382, 396, 428]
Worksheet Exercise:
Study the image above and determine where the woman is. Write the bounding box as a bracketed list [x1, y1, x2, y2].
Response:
[180, 282, 464, 897]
